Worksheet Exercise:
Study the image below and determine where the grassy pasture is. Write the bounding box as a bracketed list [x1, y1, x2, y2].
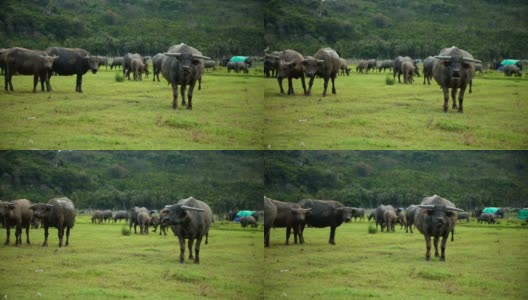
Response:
[0, 67, 264, 149]
[264, 69, 528, 149]
[264, 218, 528, 299]
[0, 216, 263, 299]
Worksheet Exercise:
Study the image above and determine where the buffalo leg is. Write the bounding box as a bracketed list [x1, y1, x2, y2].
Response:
[194, 237, 202, 264]
[264, 225, 270, 247]
[76, 74, 83, 93]
[58, 225, 64, 247]
[450, 87, 458, 110]
[288, 77, 294, 95]
[440, 235, 448, 261]
[278, 77, 285, 94]
[198, 77, 202, 90]
[4, 226, 11, 245]
[65, 226, 70, 247]
[322, 78, 329, 97]
[306, 76, 315, 96]
[180, 85, 187, 107]
[43, 226, 49, 247]
[301, 74, 307, 95]
[188, 239, 194, 260]
[5, 69, 14, 91]
[329, 226, 336, 245]
[205, 232, 208, 245]
[331, 75, 336, 94]
[33, 75, 38, 93]
[187, 81, 197, 110]
[285, 226, 291, 245]
[458, 85, 466, 113]
[433, 236, 440, 257]
[25, 223, 31, 244]
[178, 237, 186, 263]
[451, 229, 455, 242]
[442, 87, 449, 112]
[171, 83, 178, 109]
[424, 236, 431, 261]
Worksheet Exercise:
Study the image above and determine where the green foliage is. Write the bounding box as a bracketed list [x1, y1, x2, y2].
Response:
[385, 75, 395, 85]
[368, 223, 377, 234]
[121, 225, 131, 236]
[114, 71, 124, 82]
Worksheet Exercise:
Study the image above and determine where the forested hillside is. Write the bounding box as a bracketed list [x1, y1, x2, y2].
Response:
[0, 151, 264, 212]
[265, 0, 528, 61]
[264, 151, 528, 209]
[0, 0, 264, 57]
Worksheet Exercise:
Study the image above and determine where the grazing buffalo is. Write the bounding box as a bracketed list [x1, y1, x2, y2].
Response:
[457, 212, 470, 222]
[338, 58, 350, 76]
[240, 215, 258, 228]
[150, 213, 160, 232]
[478, 213, 496, 224]
[161, 43, 211, 110]
[351, 208, 365, 221]
[103, 210, 113, 223]
[131, 58, 145, 81]
[397, 213, 407, 230]
[401, 61, 416, 83]
[159, 208, 170, 236]
[432, 46, 481, 113]
[46, 47, 98, 92]
[374, 205, 400, 231]
[204, 60, 216, 71]
[30, 197, 76, 247]
[272, 198, 311, 245]
[405, 204, 418, 233]
[161, 197, 213, 264]
[236, 61, 249, 74]
[110, 57, 123, 70]
[367, 59, 377, 72]
[91, 210, 103, 223]
[356, 60, 368, 73]
[298, 199, 354, 245]
[378, 60, 394, 72]
[129, 206, 148, 234]
[137, 211, 151, 234]
[503, 64, 522, 77]
[304, 48, 341, 96]
[4, 47, 58, 92]
[97, 56, 108, 69]
[414, 195, 463, 261]
[226, 61, 237, 73]
[0, 199, 33, 246]
[151, 53, 164, 82]
[264, 196, 277, 247]
[264, 51, 282, 78]
[114, 210, 129, 222]
[276, 49, 307, 95]
[383, 209, 398, 232]
[393, 56, 418, 83]
[123, 53, 144, 80]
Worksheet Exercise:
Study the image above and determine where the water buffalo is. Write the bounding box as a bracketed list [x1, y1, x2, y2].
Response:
[393, 56, 418, 83]
[129, 206, 148, 233]
[226, 61, 237, 73]
[503, 64, 522, 77]
[304, 48, 341, 96]
[356, 60, 368, 73]
[478, 213, 496, 224]
[158, 207, 170, 236]
[367, 59, 377, 72]
[264, 51, 282, 78]
[91, 210, 103, 223]
[432, 46, 481, 113]
[0, 199, 33, 246]
[368, 210, 376, 221]
[236, 61, 249, 74]
[457, 212, 470, 222]
[405, 204, 418, 233]
[30, 197, 76, 247]
[397, 213, 407, 230]
[114, 210, 129, 222]
[423, 56, 435, 85]
[131, 58, 145, 81]
[137, 211, 151, 234]
[46, 47, 98, 93]
[110, 57, 123, 70]
[122, 53, 143, 80]
[383, 210, 398, 232]
[271, 198, 311, 245]
[161, 43, 211, 110]
[240, 215, 258, 228]
[414, 195, 463, 261]
[298, 199, 354, 245]
[338, 58, 350, 76]
[151, 53, 164, 82]
[374, 205, 400, 232]
[102, 210, 113, 223]
[276, 49, 307, 95]
[401, 61, 416, 83]
[4, 47, 58, 92]
[97, 56, 108, 69]
[351, 208, 365, 221]
[264, 196, 277, 247]
[150, 213, 160, 232]
[161, 197, 213, 264]
[378, 59, 394, 72]
[204, 60, 216, 71]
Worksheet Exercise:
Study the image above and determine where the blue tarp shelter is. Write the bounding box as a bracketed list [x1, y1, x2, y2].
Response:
[229, 56, 249, 63]
[518, 209, 528, 221]
[498, 59, 520, 71]
[482, 207, 500, 214]
[234, 210, 255, 222]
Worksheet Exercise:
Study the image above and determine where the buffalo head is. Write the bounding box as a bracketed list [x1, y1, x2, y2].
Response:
[418, 204, 463, 228]
[162, 204, 205, 225]
[434, 55, 481, 79]
[30, 203, 54, 220]
[41, 55, 59, 71]
[290, 207, 311, 223]
[336, 207, 356, 223]
[163, 52, 211, 74]
[85, 55, 99, 74]
[303, 56, 324, 78]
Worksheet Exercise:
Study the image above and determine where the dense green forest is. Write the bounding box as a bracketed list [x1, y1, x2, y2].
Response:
[264, 151, 528, 210]
[265, 0, 528, 61]
[0, 151, 264, 213]
[0, 0, 264, 57]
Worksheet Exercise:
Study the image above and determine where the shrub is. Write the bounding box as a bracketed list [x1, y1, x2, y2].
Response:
[368, 224, 378, 234]
[121, 226, 131, 236]
[385, 76, 395, 85]
[115, 71, 124, 82]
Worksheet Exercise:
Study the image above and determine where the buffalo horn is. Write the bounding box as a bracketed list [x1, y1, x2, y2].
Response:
[417, 205, 434, 209]
[181, 205, 205, 212]
[163, 52, 181, 57]
[463, 57, 482, 64]
[446, 206, 464, 212]
[192, 54, 212, 60]
[434, 55, 451, 61]
[164, 205, 173, 209]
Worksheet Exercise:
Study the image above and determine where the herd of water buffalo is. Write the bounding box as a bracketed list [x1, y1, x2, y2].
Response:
[264, 195, 507, 262]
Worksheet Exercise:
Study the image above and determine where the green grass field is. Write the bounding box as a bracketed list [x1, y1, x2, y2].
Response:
[1, 67, 526, 150]
[0, 67, 264, 149]
[264, 70, 528, 149]
[0, 216, 263, 299]
[264, 218, 528, 299]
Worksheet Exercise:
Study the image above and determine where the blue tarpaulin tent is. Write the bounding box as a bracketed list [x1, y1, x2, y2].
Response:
[229, 56, 249, 63]
[482, 207, 500, 214]
[234, 210, 255, 222]
[498, 59, 520, 71]
[518, 209, 528, 221]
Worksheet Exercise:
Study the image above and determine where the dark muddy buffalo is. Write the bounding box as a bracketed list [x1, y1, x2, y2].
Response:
[4, 47, 58, 92]
[457, 212, 470, 222]
[264, 51, 282, 78]
[137, 211, 151, 234]
[161, 43, 211, 110]
[367, 59, 377, 72]
[393, 56, 419, 83]
[414, 195, 463, 261]
[152, 53, 164, 82]
[401, 61, 416, 84]
[122, 53, 144, 80]
[378, 59, 393, 72]
[423, 56, 435, 85]
[91, 210, 103, 223]
[110, 57, 123, 70]
[276, 49, 307, 95]
[304, 48, 341, 96]
[114, 210, 129, 222]
[161, 197, 213, 264]
[129, 206, 148, 234]
[30, 197, 76, 247]
[264, 196, 277, 248]
[298, 199, 355, 245]
[374, 205, 400, 232]
[478, 213, 496, 224]
[0, 199, 33, 246]
[46, 47, 98, 93]
[271, 198, 311, 245]
[405, 204, 418, 233]
[432, 46, 481, 113]
[158, 207, 170, 236]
